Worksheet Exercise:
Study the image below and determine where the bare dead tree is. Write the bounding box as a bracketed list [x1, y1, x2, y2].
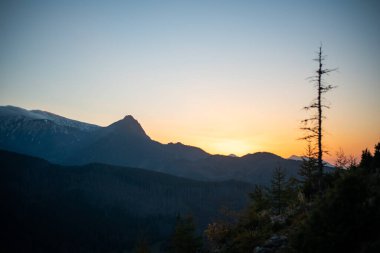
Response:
[335, 148, 358, 170]
[301, 45, 336, 193]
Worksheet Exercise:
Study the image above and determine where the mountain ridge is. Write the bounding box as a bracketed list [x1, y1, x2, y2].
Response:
[0, 105, 303, 184]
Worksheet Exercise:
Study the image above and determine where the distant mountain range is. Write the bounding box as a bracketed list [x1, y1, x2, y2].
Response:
[0, 105, 305, 185]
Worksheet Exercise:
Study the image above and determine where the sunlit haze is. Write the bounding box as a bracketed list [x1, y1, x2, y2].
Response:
[1, 0, 379, 163]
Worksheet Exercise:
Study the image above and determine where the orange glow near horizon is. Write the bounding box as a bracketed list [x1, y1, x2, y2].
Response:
[16, 78, 378, 166]
[7, 101, 379, 165]
[139, 114, 379, 164]
[40, 84, 378, 166]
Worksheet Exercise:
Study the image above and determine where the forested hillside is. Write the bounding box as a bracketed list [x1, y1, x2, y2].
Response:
[202, 143, 380, 253]
[0, 149, 252, 252]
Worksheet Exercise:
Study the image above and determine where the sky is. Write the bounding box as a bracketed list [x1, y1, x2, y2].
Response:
[1, 0, 379, 162]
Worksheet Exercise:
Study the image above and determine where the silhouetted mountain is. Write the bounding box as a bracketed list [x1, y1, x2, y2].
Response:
[69, 114, 160, 167]
[166, 152, 302, 185]
[166, 142, 209, 161]
[105, 115, 150, 139]
[0, 105, 210, 169]
[0, 105, 303, 185]
[0, 149, 252, 252]
[67, 115, 210, 171]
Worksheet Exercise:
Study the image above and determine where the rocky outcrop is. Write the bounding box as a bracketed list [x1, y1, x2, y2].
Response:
[254, 234, 288, 253]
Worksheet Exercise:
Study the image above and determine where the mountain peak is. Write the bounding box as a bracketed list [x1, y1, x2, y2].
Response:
[106, 115, 149, 139]
[123, 115, 135, 121]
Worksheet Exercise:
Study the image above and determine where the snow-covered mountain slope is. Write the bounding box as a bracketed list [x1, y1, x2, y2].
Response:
[0, 105, 99, 131]
[287, 155, 335, 168]
[0, 106, 100, 163]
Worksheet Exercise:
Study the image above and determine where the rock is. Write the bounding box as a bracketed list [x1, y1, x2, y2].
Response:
[270, 215, 286, 225]
[254, 234, 288, 253]
[254, 246, 274, 253]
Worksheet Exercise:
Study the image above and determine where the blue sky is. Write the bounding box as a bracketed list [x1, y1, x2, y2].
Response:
[1, 0, 379, 159]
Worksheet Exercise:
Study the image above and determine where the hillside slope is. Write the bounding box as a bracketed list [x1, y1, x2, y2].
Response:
[0, 149, 252, 252]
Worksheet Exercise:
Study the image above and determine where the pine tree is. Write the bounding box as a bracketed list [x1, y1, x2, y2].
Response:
[271, 167, 288, 215]
[170, 215, 202, 253]
[249, 185, 270, 212]
[371, 142, 380, 170]
[359, 148, 373, 169]
[298, 143, 319, 200]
